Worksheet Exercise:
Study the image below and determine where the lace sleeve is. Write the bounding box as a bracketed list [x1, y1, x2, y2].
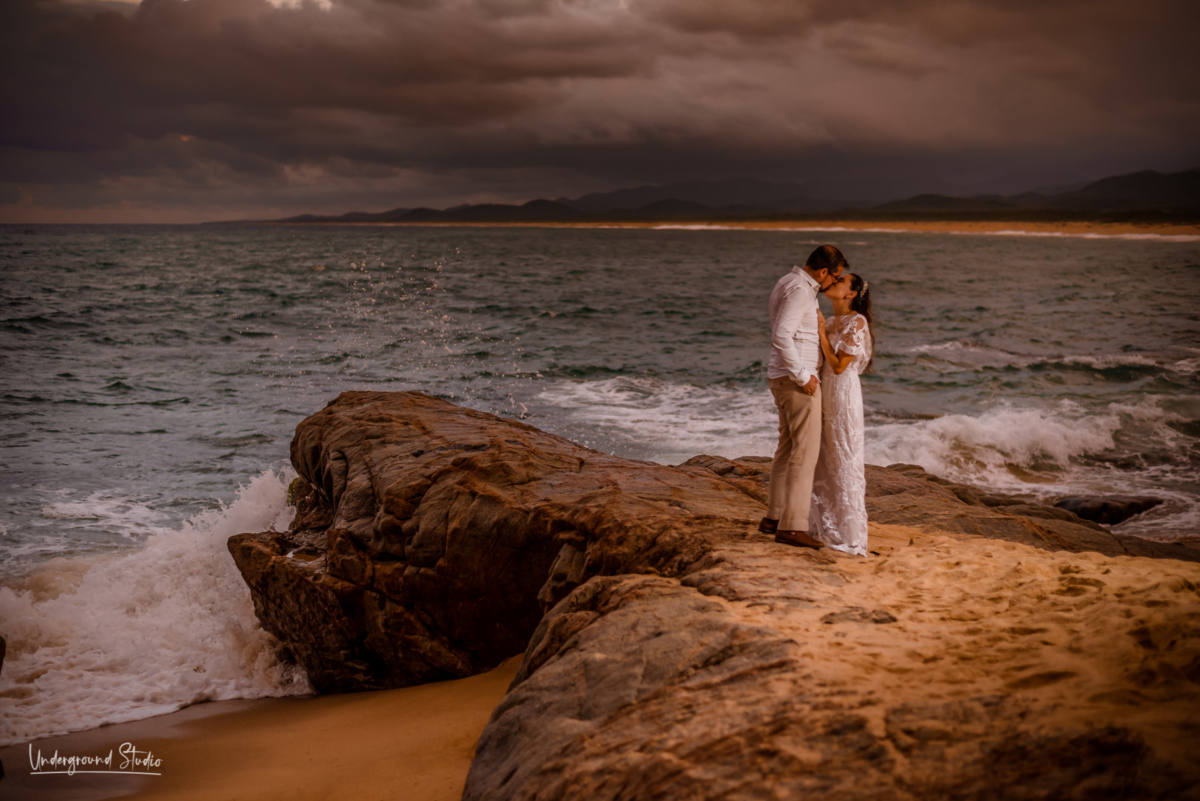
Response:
[837, 316, 869, 357]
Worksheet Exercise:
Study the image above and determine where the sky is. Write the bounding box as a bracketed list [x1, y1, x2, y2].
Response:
[1, 0, 1198, 223]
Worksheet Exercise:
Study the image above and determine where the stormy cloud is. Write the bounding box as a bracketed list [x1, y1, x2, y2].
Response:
[2, 0, 1197, 221]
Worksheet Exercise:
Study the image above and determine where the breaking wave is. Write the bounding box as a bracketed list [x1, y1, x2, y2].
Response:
[536, 378, 1198, 538]
[0, 469, 312, 747]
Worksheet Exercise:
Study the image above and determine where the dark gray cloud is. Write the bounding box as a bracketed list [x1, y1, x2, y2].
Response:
[2, 0, 1197, 221]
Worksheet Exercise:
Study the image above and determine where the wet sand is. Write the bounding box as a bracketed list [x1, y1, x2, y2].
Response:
[0, 658, 520, 801]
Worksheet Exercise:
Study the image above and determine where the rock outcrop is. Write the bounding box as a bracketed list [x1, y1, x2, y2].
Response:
[1055, 494, 1165, 525]
[229, 391, 1200, 799]
[228, 391, 760, 691]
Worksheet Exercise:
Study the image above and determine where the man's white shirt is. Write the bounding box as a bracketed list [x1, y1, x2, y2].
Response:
[768, 266, 821, 386]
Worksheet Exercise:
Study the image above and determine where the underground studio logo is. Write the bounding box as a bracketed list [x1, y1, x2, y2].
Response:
[28, 742, 162, 776]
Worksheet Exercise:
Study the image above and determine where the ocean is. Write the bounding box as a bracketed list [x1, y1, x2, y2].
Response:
[1, 222, 1198, 745]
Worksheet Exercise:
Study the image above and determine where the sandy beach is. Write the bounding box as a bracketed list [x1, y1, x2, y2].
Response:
[668, 219, 1200, 238]
[1, 658, 520, 801]
[271, 219, 1200, 238]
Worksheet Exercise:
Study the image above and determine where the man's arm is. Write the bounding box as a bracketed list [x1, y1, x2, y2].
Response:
[770, 287, 815, 387]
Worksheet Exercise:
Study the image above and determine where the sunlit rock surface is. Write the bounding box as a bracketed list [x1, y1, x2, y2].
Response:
[228, 391, 1200, 799]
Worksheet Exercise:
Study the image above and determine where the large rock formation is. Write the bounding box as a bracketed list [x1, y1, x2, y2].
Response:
[229, 390, 760, 692]
[229, 391, 1200, 799]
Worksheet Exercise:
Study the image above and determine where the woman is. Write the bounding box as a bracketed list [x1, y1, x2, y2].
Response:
[810, 273, 875, 555]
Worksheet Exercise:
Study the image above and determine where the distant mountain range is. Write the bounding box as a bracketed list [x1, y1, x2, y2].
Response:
[273, 168, 1200, 224]
[556, 177, 852, 214]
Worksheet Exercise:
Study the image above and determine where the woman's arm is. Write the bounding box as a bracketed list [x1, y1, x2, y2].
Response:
[820, 311, 859, 376]
[818, 313, 855, 374]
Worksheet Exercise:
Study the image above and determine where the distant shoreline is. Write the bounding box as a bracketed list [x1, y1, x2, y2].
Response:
[256, 219, 1200, 238]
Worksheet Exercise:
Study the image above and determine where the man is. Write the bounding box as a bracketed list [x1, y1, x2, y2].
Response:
[762, 245, 847, 548]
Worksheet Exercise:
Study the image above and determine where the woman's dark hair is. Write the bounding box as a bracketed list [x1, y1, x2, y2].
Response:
[847, 273, 875, 373]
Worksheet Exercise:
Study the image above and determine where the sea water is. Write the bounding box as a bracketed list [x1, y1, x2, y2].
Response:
[1, 223, 1197, 744]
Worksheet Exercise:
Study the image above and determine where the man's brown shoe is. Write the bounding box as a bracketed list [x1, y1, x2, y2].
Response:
[758, 517, 779, 534]
[775, 530, 824, 549]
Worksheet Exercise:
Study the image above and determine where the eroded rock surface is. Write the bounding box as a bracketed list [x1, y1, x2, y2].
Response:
[229, 391, 760, 691]
[1055, 495, 1165, 526]
[467, 456, 1200, 800]
[228, 391, 1200, 798]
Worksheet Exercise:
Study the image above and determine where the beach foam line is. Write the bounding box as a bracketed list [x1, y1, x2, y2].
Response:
[645, 223, 1200, 242]
[335, 220, 1200, 240]
[0, 469, 311, 747]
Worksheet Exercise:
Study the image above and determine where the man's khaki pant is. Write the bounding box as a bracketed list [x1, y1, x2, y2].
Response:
[766, 375, 822, 531]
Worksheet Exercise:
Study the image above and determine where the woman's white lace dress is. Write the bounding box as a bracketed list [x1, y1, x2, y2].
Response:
[809, 313, 872, 556]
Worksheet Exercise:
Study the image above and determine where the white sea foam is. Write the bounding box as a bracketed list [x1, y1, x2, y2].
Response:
[538, 377, 778, 462]
[540, 378, 1137, 474]
[863, 403, 1123, 488]
[868, 397, 1194, 505]
[907, 341, 1029, 370]
[537, 379, 1197, 537]
[907, 341, 1174, 373]
[0, 469, 311, 747]
[1169, 357, 1200, 375]
[1049, 354, 1159, 369]
[867, 398, 1200, 539]
[40, 494, 169, 537]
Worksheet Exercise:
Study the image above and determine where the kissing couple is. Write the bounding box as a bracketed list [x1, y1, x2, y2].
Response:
[759, 245, 876, 556]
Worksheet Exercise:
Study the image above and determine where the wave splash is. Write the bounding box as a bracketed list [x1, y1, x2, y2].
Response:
[537, 377, 778, 461]
[865, 403, 1123, 484]
[537, 378, 1197, 537]
[538, 377, 1133, 470]
[0, 469, 312, 747]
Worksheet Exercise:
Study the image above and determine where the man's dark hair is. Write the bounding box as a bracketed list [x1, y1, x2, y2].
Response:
[804, 245, 848, 274]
